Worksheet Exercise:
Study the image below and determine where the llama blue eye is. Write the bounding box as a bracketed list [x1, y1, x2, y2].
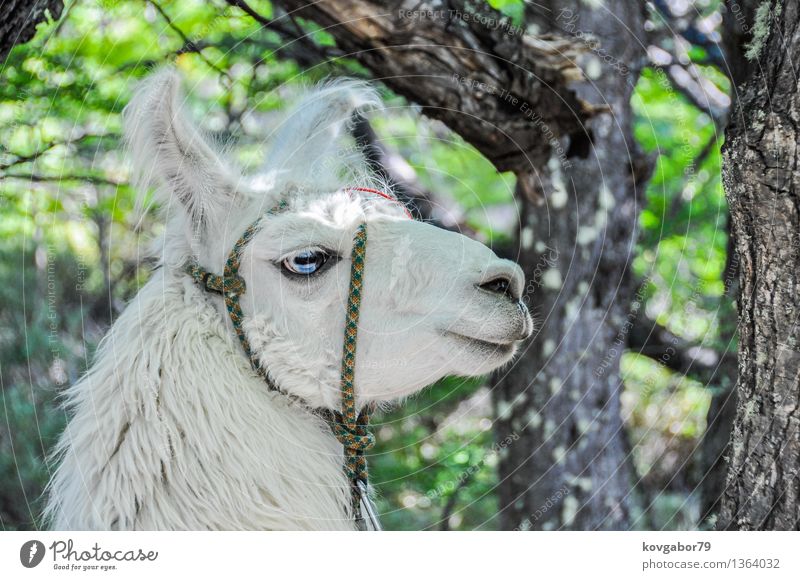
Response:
[282, 249, 331, 276]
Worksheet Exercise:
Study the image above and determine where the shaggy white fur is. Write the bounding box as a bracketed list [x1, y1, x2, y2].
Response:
[46, 270, 351, 529]
[45, 68, 532, 530]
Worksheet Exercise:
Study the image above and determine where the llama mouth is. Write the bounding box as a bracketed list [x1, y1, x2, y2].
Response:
[442, 330, 518, 355]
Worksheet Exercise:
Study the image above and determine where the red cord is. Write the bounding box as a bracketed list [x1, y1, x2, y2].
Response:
[346, 186, 414, 219]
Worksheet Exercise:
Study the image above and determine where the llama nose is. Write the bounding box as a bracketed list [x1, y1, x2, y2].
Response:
[478, 260, 524, 301]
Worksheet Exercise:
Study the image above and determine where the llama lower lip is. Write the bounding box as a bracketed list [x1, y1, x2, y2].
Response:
[443, 331, 517, 353]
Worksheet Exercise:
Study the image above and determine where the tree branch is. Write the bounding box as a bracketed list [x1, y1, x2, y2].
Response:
[437, 471, 475, 531]
[648, 0, 727, 71]
[263, 0, 596, 173]
[627, 313, 735, 382]
[2, 173, 124, 186]
[641, 2, 731, 124]
[223, 0, 482, 233]
[225, 0, 344, 66]
[148, 0, 232, 82]
[0, 132, 115, 171]
[664, 62, 729, 124]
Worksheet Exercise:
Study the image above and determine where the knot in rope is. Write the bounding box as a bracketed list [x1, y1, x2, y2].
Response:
[331, 409, 375, 482]
[188, 265, 246, 296]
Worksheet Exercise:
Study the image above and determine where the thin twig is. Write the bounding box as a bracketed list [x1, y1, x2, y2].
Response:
[3, 173, 124, 186]
[646, 0, 727, 72]
[439, 474, 476, 531]
[664, 64, 728, 124]
[148, 0, 232, 83]
[0, 132, 114, 171]
[225, 0, 342, 63]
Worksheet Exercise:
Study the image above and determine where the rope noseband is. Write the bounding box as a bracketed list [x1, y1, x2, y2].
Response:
[187, 188, 409, 530]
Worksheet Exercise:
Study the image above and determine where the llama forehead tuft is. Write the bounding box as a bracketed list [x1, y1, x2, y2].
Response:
[241, 187, 409, 265]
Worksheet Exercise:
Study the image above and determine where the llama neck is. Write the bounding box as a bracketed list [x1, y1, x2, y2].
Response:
[47, 269, 354, 530]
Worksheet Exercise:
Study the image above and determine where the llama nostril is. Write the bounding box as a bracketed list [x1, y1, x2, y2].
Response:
[479, 276, 513, 297]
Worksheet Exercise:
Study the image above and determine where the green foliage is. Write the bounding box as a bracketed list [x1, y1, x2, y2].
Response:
[625, 61, 736, 526]
[372, 110, 516, 243]
[632, 66, 732, 346]
[372, 377, 501, 530]
[0, 0, 319, 530]
[0, 237, 84, 529]
[486, 0, 525, 25]
[621, 353, 711, 476]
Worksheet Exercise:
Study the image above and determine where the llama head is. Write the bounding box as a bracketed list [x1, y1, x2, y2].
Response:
[125, 68, 533, 410]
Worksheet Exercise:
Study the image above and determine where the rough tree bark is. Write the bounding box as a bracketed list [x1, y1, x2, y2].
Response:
[268, 0, 649, 529]
[693, 0, 761, 525]
[492, 1, 648, 530]
[272, 0, 593, 172]
[0, 0, 63, 61]
[718, 0, 800, 530]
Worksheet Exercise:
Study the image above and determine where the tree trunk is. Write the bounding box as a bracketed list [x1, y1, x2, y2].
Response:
[268, 0, 649, 529]
[492, 1, 648, 530]
[718, 0, 800, 530]
[0, 0, 63, 60]
[692, 0, 763, 526]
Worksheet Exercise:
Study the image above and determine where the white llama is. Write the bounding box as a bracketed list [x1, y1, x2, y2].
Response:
[45, 68, 533, 530]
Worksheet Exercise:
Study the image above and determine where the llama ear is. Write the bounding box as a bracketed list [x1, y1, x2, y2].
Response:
[124, 67, 237, 228]
[263, 80, 380, 179]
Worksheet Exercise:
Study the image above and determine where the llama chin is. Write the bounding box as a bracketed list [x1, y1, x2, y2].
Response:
[45, 67, 532, 530]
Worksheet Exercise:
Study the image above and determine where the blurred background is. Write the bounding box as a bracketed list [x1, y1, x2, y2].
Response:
[0, 0, 738, 530]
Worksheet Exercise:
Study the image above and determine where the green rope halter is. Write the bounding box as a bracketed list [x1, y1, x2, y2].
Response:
[187, 199, 288, 391]
[329, 223, 375, 487]
[186, 191, 399, 528]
